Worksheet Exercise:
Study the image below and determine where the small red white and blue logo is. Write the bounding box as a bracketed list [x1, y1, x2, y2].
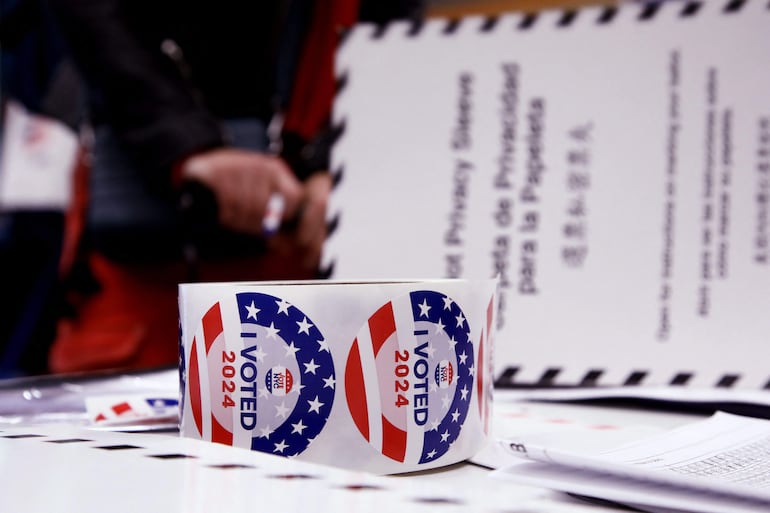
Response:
[185, 292, 334, 457]
[435, 360, 454, 389]
[265, 366, 294, 396]
[345, 290, 474, 465]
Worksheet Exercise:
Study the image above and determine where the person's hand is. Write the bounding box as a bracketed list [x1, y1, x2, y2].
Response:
[296, 171, 332, 269]
[180, 148, 303, 235]
[270, 171, 332, 272]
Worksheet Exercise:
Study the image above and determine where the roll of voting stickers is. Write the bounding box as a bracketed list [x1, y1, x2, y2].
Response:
[178, 278, 497, 474]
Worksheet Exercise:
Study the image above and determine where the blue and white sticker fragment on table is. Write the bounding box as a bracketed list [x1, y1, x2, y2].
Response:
[178, 279, 497, 474]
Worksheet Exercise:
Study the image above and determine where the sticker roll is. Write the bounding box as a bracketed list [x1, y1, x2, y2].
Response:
[178, 278, 497, 474]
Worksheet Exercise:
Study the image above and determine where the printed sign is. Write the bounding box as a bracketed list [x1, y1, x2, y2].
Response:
[323, 1, 770, 389]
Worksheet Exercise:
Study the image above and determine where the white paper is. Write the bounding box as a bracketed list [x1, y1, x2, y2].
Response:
[84, 394, 179, 430]
[497, 460, 769, 513]
[0, 101, 78, 211]
[495, 412, 770, 512]
[0, 423, 517, 513]
[324, 0, 770, 389]
[497, 386, 770, 419]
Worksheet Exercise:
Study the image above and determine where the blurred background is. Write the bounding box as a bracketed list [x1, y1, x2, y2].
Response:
[0, 0, 643, 378]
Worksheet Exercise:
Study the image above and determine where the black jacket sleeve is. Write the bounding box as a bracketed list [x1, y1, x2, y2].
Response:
[48, 0, 224, 179]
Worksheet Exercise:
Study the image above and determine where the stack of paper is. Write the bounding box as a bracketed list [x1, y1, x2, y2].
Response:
[495, 412, 770, 513]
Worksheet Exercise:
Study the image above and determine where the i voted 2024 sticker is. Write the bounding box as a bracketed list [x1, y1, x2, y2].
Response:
[185, 292, 335, 457]
[345, 290, 475, 465]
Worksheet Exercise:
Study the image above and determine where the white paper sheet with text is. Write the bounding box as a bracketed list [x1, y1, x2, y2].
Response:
[325, 0, 770, 388]
[496, 411, 770, 512]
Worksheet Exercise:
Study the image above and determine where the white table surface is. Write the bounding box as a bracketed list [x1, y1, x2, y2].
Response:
[0, 381, 708, 513]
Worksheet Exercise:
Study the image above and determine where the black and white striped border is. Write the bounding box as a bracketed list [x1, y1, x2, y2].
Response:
[494, 367, 764, 389]
[0, 428, 485, 505]
[349, 0, 753, 41]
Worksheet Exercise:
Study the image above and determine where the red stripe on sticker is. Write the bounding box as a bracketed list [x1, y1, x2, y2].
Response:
[368, 302, 396, 357]
[189, 337, 203, 436]
[477, 330, 484, 417]
[112, 401, 132, 415]
[345, 339, 370, 441]
[381, 414, 407, 463]
[202, 303, 224, 355]
[211, 414, 233, 445]
[486, 296, 494, 333]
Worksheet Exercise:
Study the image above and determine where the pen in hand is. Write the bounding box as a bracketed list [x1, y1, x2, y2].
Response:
[262, 192, 285, 237]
